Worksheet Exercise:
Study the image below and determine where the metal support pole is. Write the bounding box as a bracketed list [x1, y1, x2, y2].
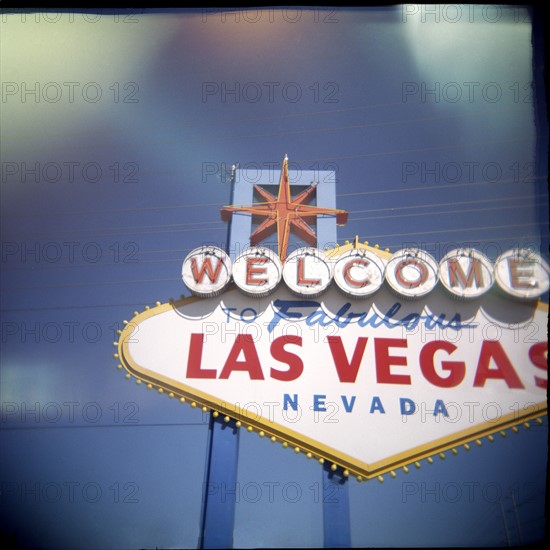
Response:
[199, 417, 240, 549]
[199, 163, 240, 549]
[199, 163, 344, 548]
[322, 465, 351, 548]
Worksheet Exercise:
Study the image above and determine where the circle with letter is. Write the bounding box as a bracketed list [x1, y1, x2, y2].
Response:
[182, 246, 232, 298]
[385, 248, 438, 299]
[494, 248, 550, 300]
[333, 248, 386, 298]
[232, 246, 282, 297]
[283, 247, 333, 297]
[439, 248, 494, 299]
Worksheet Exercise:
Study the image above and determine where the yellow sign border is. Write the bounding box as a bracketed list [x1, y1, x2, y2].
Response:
[115, 283, 548, 482]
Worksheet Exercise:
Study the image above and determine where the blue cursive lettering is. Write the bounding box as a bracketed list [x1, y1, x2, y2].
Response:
[267, 299, 476, 333]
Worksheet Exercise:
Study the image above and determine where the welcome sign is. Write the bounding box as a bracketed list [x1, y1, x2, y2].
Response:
[115, 157, 548, 480]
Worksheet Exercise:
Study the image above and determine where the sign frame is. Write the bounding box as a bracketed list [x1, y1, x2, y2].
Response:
[116, 280, 548, 481]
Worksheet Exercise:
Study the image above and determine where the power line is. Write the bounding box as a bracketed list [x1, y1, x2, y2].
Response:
[287, 137, 530, 164]
[1, 224, 227, 240]
[2, 230, 546, 274]
[0, 302, 160, 313]
[348, 201, 547, 223]
[337, 175, 546, 198]
[377, 233, 547, 249]
[0, 201, 226, 219]
[196, 110, 498, 143]
[0, 422, 209, 431]
[2, 177, 545, 239]
[3, 199, 544, 248]
[347, 193, 548, 214]
[1, 277, 181, 293]
[2, 224, 546, 293]
[0, 257, 188, 272]
[341, 221, 542, 241]
[0, 133, 531, 196]
[0, 101, 477, 168]
[2, 168, 543, 223]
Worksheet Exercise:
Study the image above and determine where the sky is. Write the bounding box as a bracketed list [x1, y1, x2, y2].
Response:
[0, 6, 548, 549]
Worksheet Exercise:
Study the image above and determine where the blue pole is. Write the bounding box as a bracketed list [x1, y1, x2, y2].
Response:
[317, 169, 353, 547]
[199, 164, 241, 549]
[199, 417, 240, 549]
[322, 465, 351, 548]
[199, 164, 352, 548]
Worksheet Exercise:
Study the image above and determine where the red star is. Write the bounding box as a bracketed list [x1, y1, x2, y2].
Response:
[221, 155, 348, 262]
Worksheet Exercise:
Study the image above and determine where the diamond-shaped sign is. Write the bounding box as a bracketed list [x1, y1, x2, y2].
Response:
[116, 246, 547, 479]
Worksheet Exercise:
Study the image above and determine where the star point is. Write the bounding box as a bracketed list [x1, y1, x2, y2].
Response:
[221, 156, 348, 261]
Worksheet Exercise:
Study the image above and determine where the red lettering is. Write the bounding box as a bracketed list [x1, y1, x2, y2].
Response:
[448, 258, 483, 288]
[219, 334, 264, 380]
[246, 257, 268, 286]
[191, 256, 223, 284]
[186, 333, 216, 379]
[270, 335, 303, 381]
[473, 340, 524, 388]
[375, 338, 410, 384]
[343, 259, 370, 288]
[419, 341, 465, 388]
[529, 341, 548, 389]
[394, 259, 428, 288]
[507, 258, 536, 289]
[297, 257, 321, 286]
[327, 336, 368, 383]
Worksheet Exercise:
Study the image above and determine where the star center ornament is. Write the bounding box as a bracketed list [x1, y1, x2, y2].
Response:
[220, 155, 348, 261]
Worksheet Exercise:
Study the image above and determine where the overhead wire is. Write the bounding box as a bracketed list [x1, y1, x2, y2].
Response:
[1, 226, 546, 310]
[1, 188, 546, 277]
[2, 100, 546, 301]
[3, 176, 546, 238]
[1, 105, 530, 191]
[1, 221, 545, 293]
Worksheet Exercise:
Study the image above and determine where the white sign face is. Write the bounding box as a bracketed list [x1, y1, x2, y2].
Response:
[180, 244, 550, 303]
[118, 283, 548, 479]
[233, 247, 282, 297]
[333, 249, 386, 298]
[182, 246, 232, 298]
[494, 249, 550, 300]
[385, 248, 439, 299]
[439, 248, 494, 299]
[283, 247, 333, 297]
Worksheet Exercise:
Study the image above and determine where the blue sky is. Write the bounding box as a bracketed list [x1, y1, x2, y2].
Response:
[1, 7, 548, 548]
